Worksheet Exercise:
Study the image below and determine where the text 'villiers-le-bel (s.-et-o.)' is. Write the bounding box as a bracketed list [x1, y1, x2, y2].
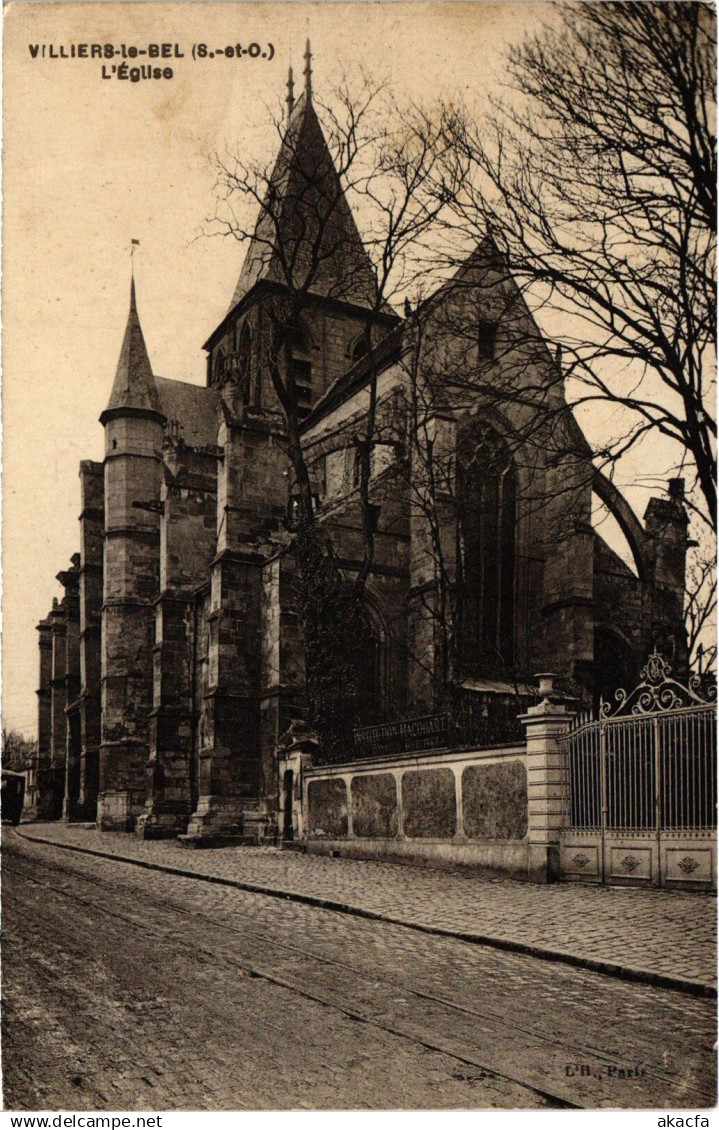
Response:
[27, 41, 276, 82]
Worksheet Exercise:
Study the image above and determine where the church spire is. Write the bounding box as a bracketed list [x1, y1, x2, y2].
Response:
[303, 39, 312, 99]
[218, 41, 385, 318]
[286, 64, 295, 119]
[100, 277, 163, 424]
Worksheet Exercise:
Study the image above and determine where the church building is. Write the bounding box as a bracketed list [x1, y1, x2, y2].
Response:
[34, 51, 689, 855]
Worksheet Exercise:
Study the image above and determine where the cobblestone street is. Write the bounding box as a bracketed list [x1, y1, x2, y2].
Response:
[3, 829, 716, 1111]
[17, 822, 717, 990]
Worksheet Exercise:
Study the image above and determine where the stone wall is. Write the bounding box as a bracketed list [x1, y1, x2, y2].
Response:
[296, 745, 529, 874]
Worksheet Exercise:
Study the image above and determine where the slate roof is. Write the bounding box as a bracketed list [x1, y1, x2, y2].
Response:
[155, 378, 220, 448]
[102, 278, 163, 420]
[228, 90, 381, 313]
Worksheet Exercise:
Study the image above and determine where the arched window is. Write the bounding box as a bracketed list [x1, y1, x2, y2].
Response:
[457, 423, 516, 675]
[349, 332, 370, 364]
[289, 320, 313, 421]
[235, 323, 253, 405]
[353, 604, 386, 725]
[213, 350, 226, 387]
[592, 628, 638, 715]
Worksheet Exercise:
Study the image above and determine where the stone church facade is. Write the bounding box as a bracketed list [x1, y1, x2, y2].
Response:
[34, 58, 689, 852]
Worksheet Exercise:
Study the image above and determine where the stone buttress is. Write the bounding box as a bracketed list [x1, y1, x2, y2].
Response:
[57, 556, 82, 820]
[49, 599, 68, 818]
[137, 393, 220, 839]
[34, 612, 56, 819]
[182, 397, 289, 844]
[77, 461, 104, 819]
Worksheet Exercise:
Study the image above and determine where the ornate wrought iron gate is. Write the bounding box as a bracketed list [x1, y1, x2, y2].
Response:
[560, 653, 717, 888]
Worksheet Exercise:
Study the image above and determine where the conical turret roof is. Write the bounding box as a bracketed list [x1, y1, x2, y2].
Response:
[228, 73, 380, 313]
[101, 278, 163, 423]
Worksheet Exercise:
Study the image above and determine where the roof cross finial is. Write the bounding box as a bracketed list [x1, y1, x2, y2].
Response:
[286, 64, 295, 118]
[304, 38, 312, 98]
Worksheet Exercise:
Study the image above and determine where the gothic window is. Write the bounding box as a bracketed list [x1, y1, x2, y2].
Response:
[349, 332, 370, 363]
[352, 446, 362, 489]
[353, 605, 386, 725]
[324, 450, 345, 501]
[287, 491, 320, 526]
[478, 320, 497, 360]
[288, 494, 301, 528]
[289, 320, 313, 420]
[592, 629, 638, 717]
[213, 350, 226, 386]
[457, 423, 516, 675]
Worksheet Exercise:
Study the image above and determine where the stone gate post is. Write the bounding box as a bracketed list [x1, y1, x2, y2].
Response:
[519, 675, 574, 883]
[276, 720, 318, 845]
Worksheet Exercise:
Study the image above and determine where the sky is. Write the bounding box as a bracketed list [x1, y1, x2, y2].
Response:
[2, 1, 680, 737]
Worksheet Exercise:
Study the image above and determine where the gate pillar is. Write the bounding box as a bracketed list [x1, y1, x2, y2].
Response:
[519, 675, 573, 883]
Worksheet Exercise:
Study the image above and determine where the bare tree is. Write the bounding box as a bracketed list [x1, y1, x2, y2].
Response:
[205, 33, 713, 744]
[686, 547, 717, 673]
[425, 2, 716, 533]
[2, 728, 37, 773]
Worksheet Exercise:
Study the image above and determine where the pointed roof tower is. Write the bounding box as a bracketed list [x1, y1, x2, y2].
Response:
[101, 277, 164, 424]
[225, 44, 381, 315]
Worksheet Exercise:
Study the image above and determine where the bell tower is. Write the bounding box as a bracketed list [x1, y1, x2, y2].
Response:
[184, 47, 398, 843]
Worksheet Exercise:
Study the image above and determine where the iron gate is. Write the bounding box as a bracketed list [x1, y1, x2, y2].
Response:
[560, 653, 717, 888]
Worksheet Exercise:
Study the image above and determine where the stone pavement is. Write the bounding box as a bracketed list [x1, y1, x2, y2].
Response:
[8, 832, 716, 1109]
[15, 822, 717, 993]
